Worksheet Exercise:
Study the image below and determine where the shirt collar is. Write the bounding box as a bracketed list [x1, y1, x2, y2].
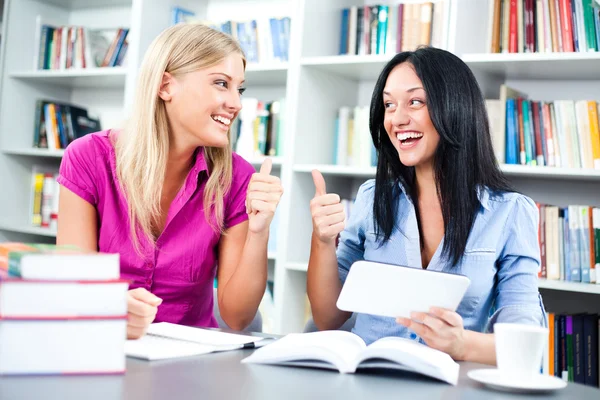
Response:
[395, 180, 492, 211]
[192, 147, 209, 174]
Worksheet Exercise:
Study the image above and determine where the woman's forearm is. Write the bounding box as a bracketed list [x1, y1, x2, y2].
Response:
[462, 330, 497, 365]
[219, 230, 269, 330]
[307, 234, 352, 330]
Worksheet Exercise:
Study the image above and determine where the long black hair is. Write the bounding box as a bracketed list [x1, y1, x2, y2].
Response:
[369, 46, 514, 267]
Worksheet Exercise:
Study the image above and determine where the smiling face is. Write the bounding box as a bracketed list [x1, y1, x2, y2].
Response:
[160, 52, 246, 149]
[382, 62, 440, 169]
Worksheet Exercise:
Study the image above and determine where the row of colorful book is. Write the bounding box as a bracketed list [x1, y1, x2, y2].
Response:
[537, 204, 600, 283]
[34, 16, 129, 70]
[339, 1, 448, 56]
[486, 85, 600, 168]
[0, 243, 126, 375]
[33, 100, 101, 150]
[171, 7, 290, 63]
[232, 98, 285, 161]
[30, 167, 58, 231]
[333, 106, 377, 169]
[488, 0, 600, 53]
[545, 313, 598, 387]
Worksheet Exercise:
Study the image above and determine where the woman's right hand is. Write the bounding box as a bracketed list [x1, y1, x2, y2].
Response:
[126, 288, 162, 339]
[310, 170, 346, 244]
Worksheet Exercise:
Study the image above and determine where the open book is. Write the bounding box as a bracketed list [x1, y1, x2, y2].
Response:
[242, 330, 459, 385]
[125, 322, 267, 361]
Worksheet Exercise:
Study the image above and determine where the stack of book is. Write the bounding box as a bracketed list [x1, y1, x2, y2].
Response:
[0, 243, 127, 375]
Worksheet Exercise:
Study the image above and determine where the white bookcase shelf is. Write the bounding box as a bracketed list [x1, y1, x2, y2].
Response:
[10, 68, 128, 89]
[293, 164, 375, 178]
[248, 156, 284, 167]
[300, 55, 392, 81]
[0, 223, 56, 238]
[462, 52, 600, 80]
[500, 164, 600, 181]
[294, 163, 600, 181]
[538, 279, 600, 295]
[285, 262, 308, 272]
[245, 62, 288, 85]
[3, 148, 65, 158]
[44, 0, 132, 8]
[2, 149, 283, 166]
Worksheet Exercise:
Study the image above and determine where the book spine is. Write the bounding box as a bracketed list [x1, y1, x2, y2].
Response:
[583, 314, 599, 387]
[573, 314, 585, 383]
[567, 315, 574, 381]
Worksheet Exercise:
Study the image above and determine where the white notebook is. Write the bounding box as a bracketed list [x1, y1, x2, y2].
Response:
[125, 322, 266, 361]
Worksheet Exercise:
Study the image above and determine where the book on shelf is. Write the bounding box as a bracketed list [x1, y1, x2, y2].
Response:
[536, 203, 600, 284]
[232, 98, 285, 160]
[170, 6, 291, 63]
[545, 313, 599, 387]
[33, 100, 101, 151]
[33, 15, 129, 70]
[486, 84, 600, 169]
[339, 1, 449, 56]
[29, 166, 59, 231]
[487, 0, 600, 53]
[241, 330, 460, 385]
[333, 106, 377, 168]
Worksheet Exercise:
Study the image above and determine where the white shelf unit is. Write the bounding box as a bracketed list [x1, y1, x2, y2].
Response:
[1, 0, 599, 336]
[0, 0, 290, 333]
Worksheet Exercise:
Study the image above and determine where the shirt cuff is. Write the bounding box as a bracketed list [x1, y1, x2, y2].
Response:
[486, 293, 547, 333]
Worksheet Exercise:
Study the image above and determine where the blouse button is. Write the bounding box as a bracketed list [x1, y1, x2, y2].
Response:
[410, 333, 418, 340]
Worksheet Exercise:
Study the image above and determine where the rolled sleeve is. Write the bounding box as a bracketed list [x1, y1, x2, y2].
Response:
[487, 195, 547, 332]
[56, 135, 100, 205]
[337, 181, 373, 284]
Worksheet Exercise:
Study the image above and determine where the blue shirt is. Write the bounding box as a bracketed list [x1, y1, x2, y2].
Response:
[337, 179, 546, 345]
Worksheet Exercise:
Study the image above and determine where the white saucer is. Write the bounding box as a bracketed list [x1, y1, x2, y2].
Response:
[467, 368, 567, 394]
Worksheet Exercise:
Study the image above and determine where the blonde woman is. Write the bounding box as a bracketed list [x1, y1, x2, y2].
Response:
[56, 24, 283, 339]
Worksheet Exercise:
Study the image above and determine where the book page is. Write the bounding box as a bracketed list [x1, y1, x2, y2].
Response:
[146, 322, 264, 346]
[125, 334, 216, 361]
[241, 331, 366, 373]
[354, 337, 459, 385]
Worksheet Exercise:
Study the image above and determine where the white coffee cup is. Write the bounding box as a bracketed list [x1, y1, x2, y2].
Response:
[494, 323, 548, 379]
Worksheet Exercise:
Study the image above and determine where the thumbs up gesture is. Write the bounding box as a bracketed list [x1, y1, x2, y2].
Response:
[246, 158, 283, 234]
[310, 170, 346, 244]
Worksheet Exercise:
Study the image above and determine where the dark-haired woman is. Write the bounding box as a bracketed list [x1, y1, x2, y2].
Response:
[307, 47, 545, 365]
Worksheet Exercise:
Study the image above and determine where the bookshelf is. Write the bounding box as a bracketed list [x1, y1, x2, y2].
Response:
[1, 0, 599, 337]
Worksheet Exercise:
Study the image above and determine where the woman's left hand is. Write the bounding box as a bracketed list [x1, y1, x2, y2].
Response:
[396, 307, 468, 361]
[246, 158, 283, 233]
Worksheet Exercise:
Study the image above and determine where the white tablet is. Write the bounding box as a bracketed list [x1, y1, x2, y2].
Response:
[336, 260, 471, 319]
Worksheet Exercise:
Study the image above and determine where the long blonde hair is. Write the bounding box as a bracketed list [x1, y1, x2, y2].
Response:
[115, 24, 246, 251]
